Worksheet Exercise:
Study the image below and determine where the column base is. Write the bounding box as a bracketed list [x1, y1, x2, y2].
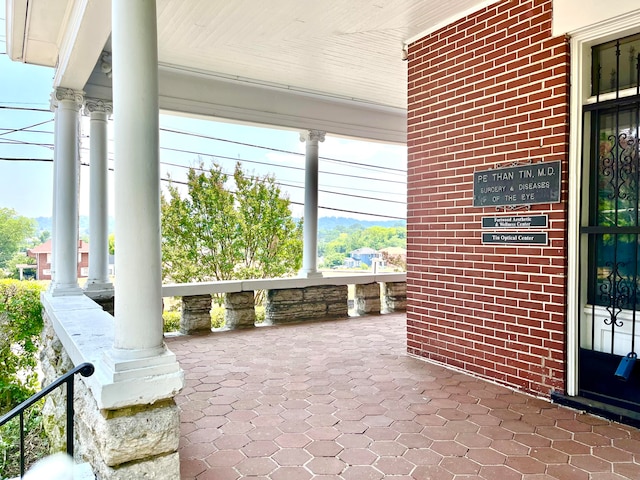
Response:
[49, 282, 84, 297]
[95, 346, 184, 409]
[298, 270, 323, 279]
[84, 281, 114, 299]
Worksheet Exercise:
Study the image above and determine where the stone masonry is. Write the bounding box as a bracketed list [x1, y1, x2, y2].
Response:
[265, 285, 348, 324]
[354, 282, 381, 315]
[382, 281, 407, 312]
[224, 291, 256, 329]
[40, 311, 181, 479]
[180, 294, 212, 334]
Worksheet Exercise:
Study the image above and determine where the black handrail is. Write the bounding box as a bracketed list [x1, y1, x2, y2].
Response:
[0, 362, 94, 478]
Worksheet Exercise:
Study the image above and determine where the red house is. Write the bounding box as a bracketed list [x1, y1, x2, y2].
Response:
[27, 239, 90, 281]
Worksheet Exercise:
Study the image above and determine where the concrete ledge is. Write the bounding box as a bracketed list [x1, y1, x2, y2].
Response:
[41, 292, 184, 410]
[162, 273, 407, 298]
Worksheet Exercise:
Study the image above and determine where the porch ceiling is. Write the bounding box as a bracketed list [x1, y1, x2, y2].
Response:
[6, 0, 498, 142]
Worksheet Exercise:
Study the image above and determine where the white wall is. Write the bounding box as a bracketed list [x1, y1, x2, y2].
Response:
[553, 0, 640, 36]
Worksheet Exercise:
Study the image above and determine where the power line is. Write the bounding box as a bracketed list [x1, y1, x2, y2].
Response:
[159, 146, 405, 185]
[0, 106, 51, 113]
[0, 118, 54, 138]
[160, 126, 407, 174]
[0, 157, 405, 220]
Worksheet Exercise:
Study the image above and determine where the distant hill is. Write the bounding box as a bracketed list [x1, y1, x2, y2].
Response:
[318, 216, 405, 231]
[32, 216, 403, 238]
[34, 216, 115, 238]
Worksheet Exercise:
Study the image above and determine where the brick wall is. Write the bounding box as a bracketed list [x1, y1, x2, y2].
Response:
[406, 0, 569, 396]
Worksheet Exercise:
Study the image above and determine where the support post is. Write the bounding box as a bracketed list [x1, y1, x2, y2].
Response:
[299, 129, 325, 278]
[84, 99, 114, 299]
[49, 88, 84, 297]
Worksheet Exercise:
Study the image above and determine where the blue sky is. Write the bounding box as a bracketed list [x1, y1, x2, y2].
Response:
[0, 3, 407, 221]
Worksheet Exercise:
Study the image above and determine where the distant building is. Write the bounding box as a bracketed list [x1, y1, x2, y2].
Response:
[27, 239, 90, 280]
[349, 247, 382, 267]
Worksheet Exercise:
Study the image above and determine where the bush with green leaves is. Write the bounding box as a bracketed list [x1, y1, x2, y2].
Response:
[0, 280, 46, 478]
[0, 280, 44, 411]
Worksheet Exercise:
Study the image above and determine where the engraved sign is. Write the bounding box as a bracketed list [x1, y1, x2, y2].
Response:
[482, 215, 548, 229]
[482, 232, 548, 245]
[474, 161, 561, 207]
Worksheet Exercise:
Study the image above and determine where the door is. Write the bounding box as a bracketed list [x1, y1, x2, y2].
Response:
[580, 34, 640, 411]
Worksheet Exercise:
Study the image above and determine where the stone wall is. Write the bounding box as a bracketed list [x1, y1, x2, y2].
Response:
[180, 294, 212, 334]
[265, 285, 348, 324]
[40, 311, 181, 479]
[382, 282, 407, 313]
[224, 291, 256, 329]
[354, 283, 381, 315]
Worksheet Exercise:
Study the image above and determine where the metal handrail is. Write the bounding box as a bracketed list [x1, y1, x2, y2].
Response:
[0, 362, 95, 478]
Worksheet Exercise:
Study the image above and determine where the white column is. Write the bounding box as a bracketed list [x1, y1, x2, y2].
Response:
[111, 0, 163, 357]
[299, 130, 325, 278]
[50, 88, 83, 296]
[84, 99, 114, 297]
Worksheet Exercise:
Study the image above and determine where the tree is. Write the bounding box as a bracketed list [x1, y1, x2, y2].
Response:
[0, 208, 36, 271]
[161, 161, 303, 284]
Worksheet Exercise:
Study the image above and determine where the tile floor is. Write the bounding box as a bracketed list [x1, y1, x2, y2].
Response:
[167, 313, 640, 479]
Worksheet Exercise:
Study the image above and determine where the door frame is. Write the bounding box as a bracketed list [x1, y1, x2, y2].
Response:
[567, 11, 640, 397]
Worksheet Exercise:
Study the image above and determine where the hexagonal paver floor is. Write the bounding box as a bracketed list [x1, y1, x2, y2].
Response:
[166, 314, 640, 479]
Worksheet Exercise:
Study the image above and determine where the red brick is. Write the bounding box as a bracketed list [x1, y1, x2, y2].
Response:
[407, 0, 568, 398]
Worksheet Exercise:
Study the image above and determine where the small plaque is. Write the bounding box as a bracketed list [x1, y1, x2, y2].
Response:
[482, 232, 548, 245]
[482, 215, 548, 229]
[474, 161, 561, 207]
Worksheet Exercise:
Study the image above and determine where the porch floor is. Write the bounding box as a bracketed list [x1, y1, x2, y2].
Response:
[167, 313, 640, 480]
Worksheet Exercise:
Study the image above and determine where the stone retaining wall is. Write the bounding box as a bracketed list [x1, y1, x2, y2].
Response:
[41, 312, 181, 479]
[265, 285, 348, 324]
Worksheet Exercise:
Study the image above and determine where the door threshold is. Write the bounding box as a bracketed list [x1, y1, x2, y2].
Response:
[551, 391, 640, 428]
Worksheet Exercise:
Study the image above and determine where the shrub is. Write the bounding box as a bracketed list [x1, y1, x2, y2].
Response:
[0, 280, 44, 411]
[0, 280, 46, 478]
[163, 310, 181, 333]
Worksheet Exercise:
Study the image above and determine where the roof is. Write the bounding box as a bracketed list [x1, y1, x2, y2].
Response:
[5, 0, 500, 143]
[379, 247, 407, 256]
[27, 239, 89, 255]
[351, 247, 379, 255]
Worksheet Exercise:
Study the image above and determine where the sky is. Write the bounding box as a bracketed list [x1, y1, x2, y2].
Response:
[0, 2, 407, 223]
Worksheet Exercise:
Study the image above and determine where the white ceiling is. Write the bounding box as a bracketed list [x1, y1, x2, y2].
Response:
[154, 0, 494, 110]
[7, 0, 499, 141]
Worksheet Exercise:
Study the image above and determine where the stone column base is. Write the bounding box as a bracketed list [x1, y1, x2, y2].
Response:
[382, 281, 407, 312]
[225, 291, 255, 328]
[355, 282, 381, 315]
[181, 294, 212, 334]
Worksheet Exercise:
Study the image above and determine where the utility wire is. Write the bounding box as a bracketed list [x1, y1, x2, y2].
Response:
[0, 119, 53, 137]
[159, 146, 405, 184]
[160, 126, 407, 174]
[0, 157, 405, 220]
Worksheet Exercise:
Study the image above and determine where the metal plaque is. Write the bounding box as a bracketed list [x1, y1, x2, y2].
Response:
[482, 232, 548, 245]
[474, 160, 561, 207]
[482, 215, 548, 229]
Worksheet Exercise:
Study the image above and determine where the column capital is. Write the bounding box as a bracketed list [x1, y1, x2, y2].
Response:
[84, 98, 113, 117]
[50, 88, 84, 111]
[300, 130, 326, 143]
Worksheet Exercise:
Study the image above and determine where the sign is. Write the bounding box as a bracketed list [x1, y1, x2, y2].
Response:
[482, 232, 548, 245]
[482, 215, 548, 229]
[474, 161, 561, 207]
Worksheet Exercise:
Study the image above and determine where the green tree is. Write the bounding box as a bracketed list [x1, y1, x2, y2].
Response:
[108, 233, 115, 255]
[161, 161, 303, 284]
[0, 208, 36, 270]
